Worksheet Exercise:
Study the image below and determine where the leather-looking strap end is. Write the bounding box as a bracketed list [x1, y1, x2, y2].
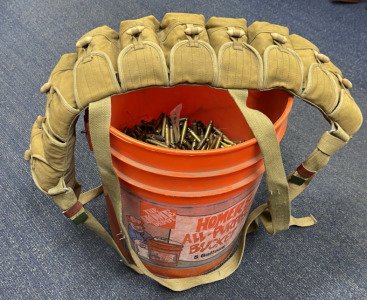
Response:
[63, 200, 88, 225]
[289, 164, 316, 186]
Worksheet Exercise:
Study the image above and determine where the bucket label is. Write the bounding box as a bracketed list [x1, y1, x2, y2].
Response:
[121, 186, 257, 269]
[140, 203, 177, 229]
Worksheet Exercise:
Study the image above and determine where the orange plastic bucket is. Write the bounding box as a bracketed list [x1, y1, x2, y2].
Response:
[100, 85, 292, 278]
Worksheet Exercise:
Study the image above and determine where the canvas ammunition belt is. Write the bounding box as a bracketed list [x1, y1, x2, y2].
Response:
[25, 13, 363, 291]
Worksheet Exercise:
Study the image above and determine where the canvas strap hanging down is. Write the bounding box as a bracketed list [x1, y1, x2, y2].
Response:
[228, 89, 317, 231]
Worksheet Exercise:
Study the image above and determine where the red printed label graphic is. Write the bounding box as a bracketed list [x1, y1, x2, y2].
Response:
[140, 202, 177, 229]
[149, 249, 178, 264]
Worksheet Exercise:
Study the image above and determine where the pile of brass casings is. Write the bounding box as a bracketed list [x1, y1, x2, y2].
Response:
[122, 113, 242, 150]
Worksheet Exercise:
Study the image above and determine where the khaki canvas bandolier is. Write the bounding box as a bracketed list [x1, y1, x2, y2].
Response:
[25, 13, 363, 291]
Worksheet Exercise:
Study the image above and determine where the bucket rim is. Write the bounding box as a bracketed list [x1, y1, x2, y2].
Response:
[109, 91, 293, 156]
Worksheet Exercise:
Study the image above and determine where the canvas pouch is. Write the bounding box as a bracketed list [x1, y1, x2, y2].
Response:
[328, 89, 363, 135]
[74, 26, 121, 108]
[29, 117, 79, 192]
[45, 53, 79, 142]
[118, 16, 168, 91]
[290, 34, 340, 113]
[29, 121, 64, 192]
[206, 17, 263, 89]
[247, 22, 303, 93]
[160, 13, 218, 85]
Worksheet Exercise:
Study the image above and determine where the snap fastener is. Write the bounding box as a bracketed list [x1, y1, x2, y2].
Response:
[40, 82, 51, 94]
[36, 115, 43, 129]
[317, 53, 330, 63]
[24, 149, 31, 161]
[271, 32, 287, 44]
[126, 26, 144, 36]
[342, 78, 352, 89]
[227, 29, 245, 38]
[184, 26, 203, 35]
[76, 36, 93, 48]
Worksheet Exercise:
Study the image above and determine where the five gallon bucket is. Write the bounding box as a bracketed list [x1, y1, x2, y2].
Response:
[96, 85, 292, 278]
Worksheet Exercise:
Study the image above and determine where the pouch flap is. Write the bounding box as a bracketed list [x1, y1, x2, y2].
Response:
[74, 51, 121, 108]
[29, 121, 64, 193]
[118, 16, 168, 91]
[301, 63, 339, 113]
[120, 15, 161, 48]
[160, 13, 217, 86]
[328, 89, 363, 135]
[206, 17, 262, 89]
[247, 22, 302, 93]
[46, 89, 79, 141]
[76, 26, 120, 72]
